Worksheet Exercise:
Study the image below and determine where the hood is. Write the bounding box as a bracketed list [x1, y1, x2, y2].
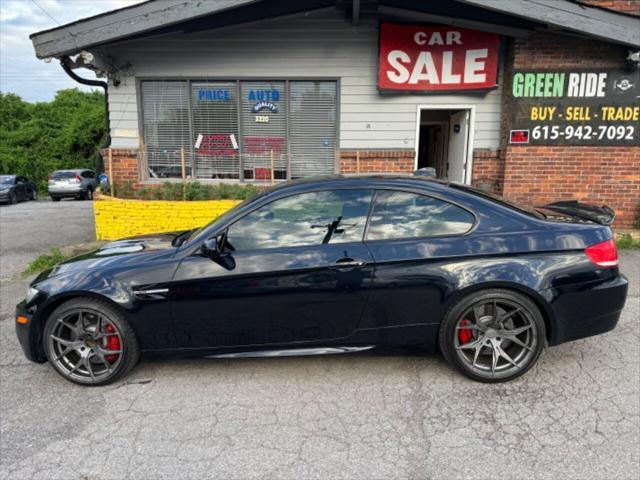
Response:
[34, 231, 183, 282]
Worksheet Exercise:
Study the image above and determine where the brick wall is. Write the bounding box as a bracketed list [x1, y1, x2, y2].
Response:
[101, 148, 140, 185]
[575, 0, 640, 15]
[503, 146, 640, 226]
[502, 32, 640, 227]
[471, 150, 504, 194]
[340, 150, 415, 174]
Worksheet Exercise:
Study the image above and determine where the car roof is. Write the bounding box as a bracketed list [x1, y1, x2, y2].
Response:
[266, 173, 453, 195]
[53, 168, 94, 173]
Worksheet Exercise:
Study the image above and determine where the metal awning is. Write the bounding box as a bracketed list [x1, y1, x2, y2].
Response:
[30, 0, 640, 60]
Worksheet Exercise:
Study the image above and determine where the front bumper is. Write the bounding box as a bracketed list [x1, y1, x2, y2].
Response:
[0, 191, 10, 202]
[15, 301, 45, 363]
[546, 273, 628, 345]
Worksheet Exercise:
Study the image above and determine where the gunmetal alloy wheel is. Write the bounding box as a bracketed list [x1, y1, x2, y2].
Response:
[44, 299, 139, 386]
[439, 289, 545, 383]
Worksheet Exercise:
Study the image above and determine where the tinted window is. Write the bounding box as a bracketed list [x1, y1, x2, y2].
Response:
[0, 176, 16, 185]
[82, 171, 95, 178]
[227, 189, 372, 251]
[366, 190, 474, 240]
[51, 171, 76, 179]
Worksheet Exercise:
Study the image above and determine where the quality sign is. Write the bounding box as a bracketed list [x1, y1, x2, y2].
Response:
[508, 69, 640, 145]
[378, 23, 499, 92]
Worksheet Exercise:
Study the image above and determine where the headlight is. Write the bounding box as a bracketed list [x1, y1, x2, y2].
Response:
[25, 287, 40, 304]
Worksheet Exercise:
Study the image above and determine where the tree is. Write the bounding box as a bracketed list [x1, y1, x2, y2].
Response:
[0, 89, 106, 191]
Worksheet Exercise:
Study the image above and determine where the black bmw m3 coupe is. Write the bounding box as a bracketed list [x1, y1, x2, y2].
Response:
[16, 175, 628, 385]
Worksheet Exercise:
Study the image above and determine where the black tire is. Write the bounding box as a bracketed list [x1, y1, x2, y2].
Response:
[9, 191, 17, 204]
[43, 297, 140, 386]
[30, 189, 37, 201]
[51, 196, 61, 202]
[83, 188, 94, 201]
[439, 289, 545, 383]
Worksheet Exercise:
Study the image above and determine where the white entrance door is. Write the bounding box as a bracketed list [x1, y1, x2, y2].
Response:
[447, 110, 470, 183]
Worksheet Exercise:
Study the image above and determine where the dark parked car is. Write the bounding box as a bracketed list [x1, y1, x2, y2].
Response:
[48, 169, 98, 201]
[16, 175, 627, 386]
[0, 175, 37, 204]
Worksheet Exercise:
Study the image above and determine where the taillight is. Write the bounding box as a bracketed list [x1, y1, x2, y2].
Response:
[74, 174, 82, 183]
[585, 239, 618, 267]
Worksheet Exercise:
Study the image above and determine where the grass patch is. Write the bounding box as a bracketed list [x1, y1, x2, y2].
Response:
[22, 248, 69, 276]
[616, 234, 640, 250]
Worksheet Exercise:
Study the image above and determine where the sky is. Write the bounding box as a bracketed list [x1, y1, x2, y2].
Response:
[0, 0, 144, 102]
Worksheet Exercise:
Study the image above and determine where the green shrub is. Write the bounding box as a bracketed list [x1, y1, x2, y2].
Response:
[616, 234, 640, 250]
[107, 180, 264, 201]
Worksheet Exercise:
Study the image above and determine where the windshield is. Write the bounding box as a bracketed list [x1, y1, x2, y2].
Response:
[0, 176, 15, 185]
[451, 184, 546, 219]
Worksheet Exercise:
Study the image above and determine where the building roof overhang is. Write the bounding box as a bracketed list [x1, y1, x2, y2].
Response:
[29, 0, 640, 62]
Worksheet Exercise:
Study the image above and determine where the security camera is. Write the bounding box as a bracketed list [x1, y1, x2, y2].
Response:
[625, 49, 639, 72]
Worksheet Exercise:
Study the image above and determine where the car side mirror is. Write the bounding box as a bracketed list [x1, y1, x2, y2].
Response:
[201, 236, 222, 260]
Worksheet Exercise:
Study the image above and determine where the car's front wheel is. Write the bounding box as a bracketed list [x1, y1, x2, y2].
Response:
[439, 289, 545, 383]
[43, 298, 140, 386]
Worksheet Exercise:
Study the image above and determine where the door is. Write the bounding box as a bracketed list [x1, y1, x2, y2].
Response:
[447, 110, 470, 182]
[362, 189, 476, 330]
[170, 189, 375, 350]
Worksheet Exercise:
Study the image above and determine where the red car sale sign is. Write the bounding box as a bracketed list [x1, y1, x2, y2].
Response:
[378, 23, 500, 92]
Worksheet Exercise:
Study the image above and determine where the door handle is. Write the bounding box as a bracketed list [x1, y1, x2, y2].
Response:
[331, 257, 366, 269]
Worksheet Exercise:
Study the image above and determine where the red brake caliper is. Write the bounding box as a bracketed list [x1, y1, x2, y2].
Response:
[458, 319, 473, 345]
[104, 324, 121, 362]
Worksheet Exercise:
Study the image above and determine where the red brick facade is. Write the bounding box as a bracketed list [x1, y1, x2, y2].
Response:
[101, 148, 140, 185]
[576, 0, 640, 15]
[339, 150, 414, 174]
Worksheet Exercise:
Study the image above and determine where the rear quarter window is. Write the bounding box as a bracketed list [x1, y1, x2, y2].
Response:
[366, 190, 475, 240]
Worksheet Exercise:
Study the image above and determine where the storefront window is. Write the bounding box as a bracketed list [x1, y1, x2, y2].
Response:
[142, 81, 191, 179]
[140, 79, 337, 182]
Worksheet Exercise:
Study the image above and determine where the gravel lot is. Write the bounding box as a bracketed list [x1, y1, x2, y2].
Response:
[0, 199, 638, 480]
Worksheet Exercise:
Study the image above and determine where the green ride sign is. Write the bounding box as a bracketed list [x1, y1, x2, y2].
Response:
[508, 69, 640, 145]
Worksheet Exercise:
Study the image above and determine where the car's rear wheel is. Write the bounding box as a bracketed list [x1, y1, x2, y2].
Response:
[50, 196, 61, 202]
[83, 188, 94, 200]
[43, 298, 140, 386]
[30, 189, 37, 201]
[439, 289, 545, 383]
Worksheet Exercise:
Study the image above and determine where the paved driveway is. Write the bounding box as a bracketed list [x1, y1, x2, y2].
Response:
[0, 200, 638, 479]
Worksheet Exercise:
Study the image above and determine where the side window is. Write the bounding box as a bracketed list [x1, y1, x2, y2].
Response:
[366, 190, 474, 240]
[227, 189, 372, 251]
[16, 177, 25, 183]
[83, 171, 95, 179]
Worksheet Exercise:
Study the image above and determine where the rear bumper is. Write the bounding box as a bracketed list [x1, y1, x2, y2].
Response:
[545, 274, 628, 345]
[48, 185, 83, 196]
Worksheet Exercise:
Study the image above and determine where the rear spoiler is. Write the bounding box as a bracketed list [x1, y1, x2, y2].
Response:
[539, 201, 616, 225]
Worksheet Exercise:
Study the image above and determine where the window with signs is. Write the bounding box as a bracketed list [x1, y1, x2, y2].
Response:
[140, 80, 337, 182]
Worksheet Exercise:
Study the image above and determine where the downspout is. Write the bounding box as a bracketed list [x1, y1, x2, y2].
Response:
[60, 56, 111, 174]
